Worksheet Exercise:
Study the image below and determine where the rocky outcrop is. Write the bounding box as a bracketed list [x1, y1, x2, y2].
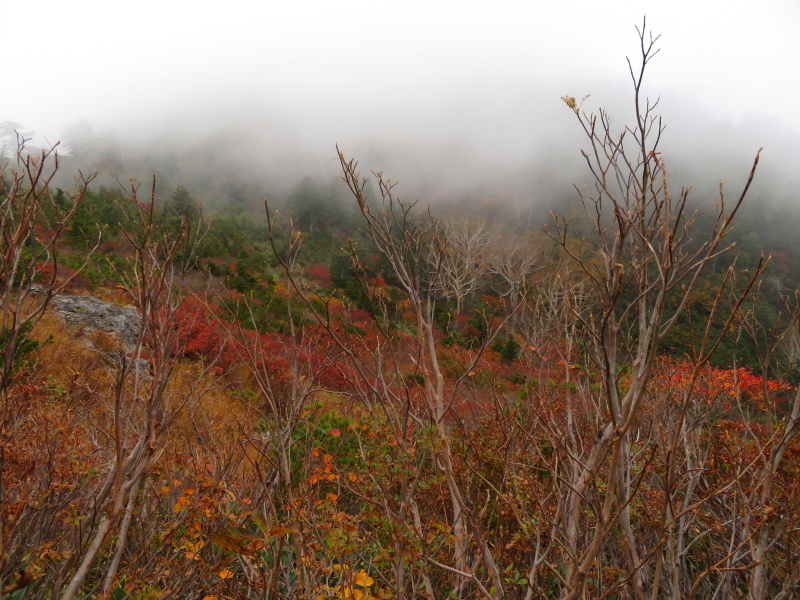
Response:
[50, 294, 141, 353]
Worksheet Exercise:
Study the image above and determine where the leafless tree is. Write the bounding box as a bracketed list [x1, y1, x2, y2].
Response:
[266, 152, 518, 599]
[436, 218, 495, 315]
[726, 282, 800, 600]
[549, 20, 763, 599]
[0, 138, 96, 596]
[488, 231, 539, 316]
[54, 177, 220, 600]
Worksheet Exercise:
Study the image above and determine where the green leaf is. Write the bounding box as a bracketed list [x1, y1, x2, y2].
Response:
[248, 510, 270, 535]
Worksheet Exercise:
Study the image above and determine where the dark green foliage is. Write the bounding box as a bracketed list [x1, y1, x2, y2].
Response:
[53, 188, 71, 212]
[65, 186, 126, 246]
[492, 336, 521, 363]
[442, 313, 488, 349]
[64, 252, 131, 285]
[405, 373, 425, 386]
[201, 258, 229, 278]
[330, 254, 355, 291]
[330, 254, 373, 312]
[287, 408, 365, 479]
[224, 264, 260, 294]
[287, 177, 356, 236]
[0, 322, 45, 379]
[434, 302, 456, 332]
[219, 279, 295, 333]
[225, 248, 274, 294]
[159, 186, 201, 234]
[199, 207, 270, 259]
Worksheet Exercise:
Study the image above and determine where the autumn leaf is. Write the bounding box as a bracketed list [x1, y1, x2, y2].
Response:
[268, 524, 300, 537]
[217, 569, 234, 579]
[248, 510, 269, 535]
[209, 527, 264, 557]
[184, 540, 205, 553]
[354, 570, 374, 587]
[328, 428, 341, 436]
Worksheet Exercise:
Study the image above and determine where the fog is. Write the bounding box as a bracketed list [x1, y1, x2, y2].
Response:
[4, 0, 799, 216]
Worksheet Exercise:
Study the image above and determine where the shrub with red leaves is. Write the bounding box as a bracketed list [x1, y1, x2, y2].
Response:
[306, 263, 331, 287]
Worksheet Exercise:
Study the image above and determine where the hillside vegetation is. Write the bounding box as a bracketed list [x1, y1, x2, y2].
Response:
[3, 29, 800, 600]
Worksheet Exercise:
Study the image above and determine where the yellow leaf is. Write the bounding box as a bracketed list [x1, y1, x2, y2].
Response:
[185, 540, 206, 552]
[354, 570, 374, 587]
[218, 569, 234, 579]
[326, 492, 338, 503]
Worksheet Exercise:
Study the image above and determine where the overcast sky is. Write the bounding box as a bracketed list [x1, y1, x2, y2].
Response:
[3, 0, 799, 195]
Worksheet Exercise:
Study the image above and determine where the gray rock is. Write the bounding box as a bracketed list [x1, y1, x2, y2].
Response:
[51, 294, 142, 353]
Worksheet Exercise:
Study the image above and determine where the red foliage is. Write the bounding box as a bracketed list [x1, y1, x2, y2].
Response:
[99, 240, 126, 255]
[306, 263, 331, 287]
[172, 297, 236, 370]
[33, 224, 58, 244]
[462, 324, 482, 338]
[35, 261, 55, 282]
[170, 298, 365, 392]
[347, 308, 371, 325]
[33, 261, 82, 290]
[649, 357, 790, 411]
[368, 276, 387, 287]
[243, 332, 293, 389]
[304, 348, 349, 389]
